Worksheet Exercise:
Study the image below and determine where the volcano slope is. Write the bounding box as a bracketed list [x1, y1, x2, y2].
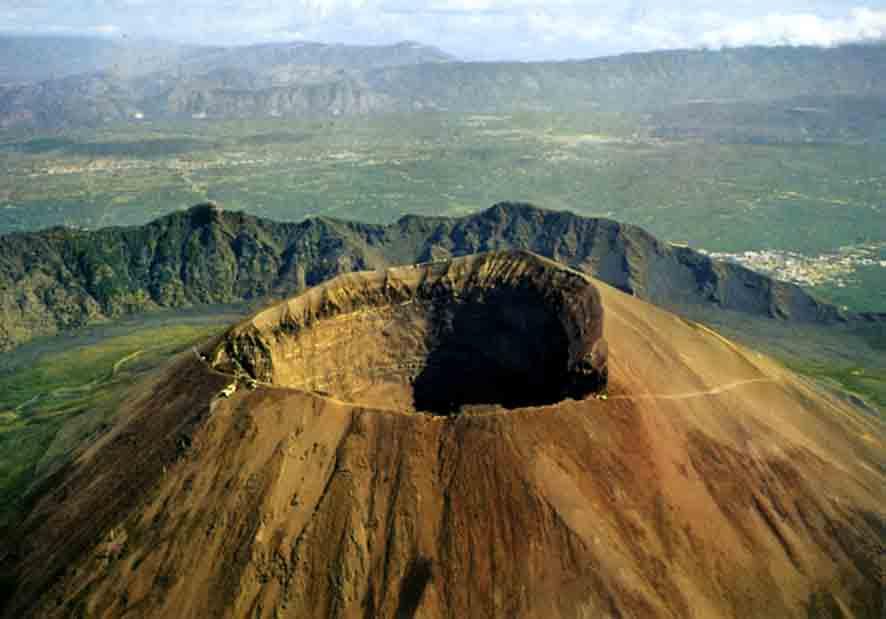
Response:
[1, 251, 883, 619]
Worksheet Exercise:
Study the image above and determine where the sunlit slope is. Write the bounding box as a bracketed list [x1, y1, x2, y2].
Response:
[2, 254, 882, 619]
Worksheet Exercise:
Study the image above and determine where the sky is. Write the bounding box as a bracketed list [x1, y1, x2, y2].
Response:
[2, 1, 886, 61]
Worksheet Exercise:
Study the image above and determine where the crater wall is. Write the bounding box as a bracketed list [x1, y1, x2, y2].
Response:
[211, 251, 608, 414]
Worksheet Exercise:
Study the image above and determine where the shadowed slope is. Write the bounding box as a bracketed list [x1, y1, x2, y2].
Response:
[1, 252, 882, 618]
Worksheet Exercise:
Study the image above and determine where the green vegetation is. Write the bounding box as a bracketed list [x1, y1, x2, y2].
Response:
[0, 321, 224, 530]
[1, 111, 883, 310]
[785, 361, 886, 415]
[811, 323, 886, 413]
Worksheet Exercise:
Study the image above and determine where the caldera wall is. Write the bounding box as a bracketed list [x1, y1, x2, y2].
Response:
[211, 251, 608, 414]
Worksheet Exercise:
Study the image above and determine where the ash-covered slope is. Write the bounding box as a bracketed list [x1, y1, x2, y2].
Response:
[1, 251, 882, 618]
[0, 202, 846, 352]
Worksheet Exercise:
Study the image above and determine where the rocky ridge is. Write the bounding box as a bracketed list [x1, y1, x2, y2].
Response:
[2, 43, 884, 129]
[0, 202, 848, 352]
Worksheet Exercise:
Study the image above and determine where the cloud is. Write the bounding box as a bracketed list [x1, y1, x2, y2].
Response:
[92, 24, 120, 34]
[525, 10, 613, 43]
[1, 2, 885, 60]
[700, 8, 886, 48]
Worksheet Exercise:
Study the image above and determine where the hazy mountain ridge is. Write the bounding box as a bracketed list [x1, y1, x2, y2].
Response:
[0, 36, 453, 83]
[0, 202, 849, 352]
[170, 40, 456, 74]
[0, 37, 453, 127]
[370, 44, 886, 113]
[0, 35, 198, 84]
[1, 41, 884, 129]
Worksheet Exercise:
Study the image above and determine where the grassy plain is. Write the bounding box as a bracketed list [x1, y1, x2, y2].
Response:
[0, 317, 230, 530]
[787, 362, 886, 413]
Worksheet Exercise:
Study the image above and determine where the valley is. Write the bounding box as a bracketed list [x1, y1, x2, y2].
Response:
[2, 111, 885, 311]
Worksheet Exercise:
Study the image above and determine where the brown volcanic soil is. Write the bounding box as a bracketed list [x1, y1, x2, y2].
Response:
[2, 251, 884, 619]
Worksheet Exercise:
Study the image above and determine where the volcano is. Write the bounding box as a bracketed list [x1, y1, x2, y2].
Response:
[2, 251, 883, 618]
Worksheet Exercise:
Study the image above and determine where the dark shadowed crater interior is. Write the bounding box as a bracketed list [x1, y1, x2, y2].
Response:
[409, 289, 578, 413]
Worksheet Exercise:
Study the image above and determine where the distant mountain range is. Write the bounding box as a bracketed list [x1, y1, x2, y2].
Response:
[1, 36, 884, 130]
[0, 36, 455, 83]
[0, 202, 856, 352]
[0, 35, 188, 83]
[0, 37, 453, 128]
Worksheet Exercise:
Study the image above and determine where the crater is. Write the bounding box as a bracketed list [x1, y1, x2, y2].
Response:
[210, 251, 608, 415]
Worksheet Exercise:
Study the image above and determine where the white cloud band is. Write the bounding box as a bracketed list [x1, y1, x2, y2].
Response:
[701, 8, 886, 48]
[1, 2, 885, 60]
